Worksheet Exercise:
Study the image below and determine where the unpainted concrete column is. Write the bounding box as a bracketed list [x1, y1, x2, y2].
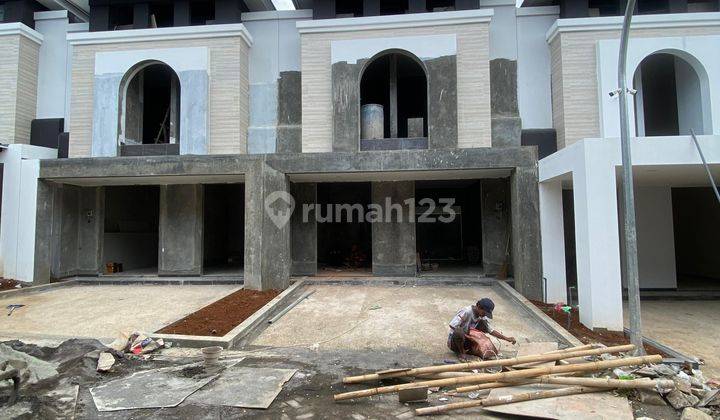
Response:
[490, 59, 521, 148]
[158, 185, 203, 276]
[371, 181, 416, 276]
[481, 179, 509, 276]
[539, 180, 567, 303]
[33, 180, 55, 284]
[510, 166, 543, 301]
[291, 182, 317, 275]
[244, 160, 291, 290]
[77, 187, 104, 275]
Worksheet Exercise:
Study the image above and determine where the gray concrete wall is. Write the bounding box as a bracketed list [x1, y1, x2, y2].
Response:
[331, 55, 458, 152]
[158, 185, 203, 276]
[291, 182, 317, 275]
[371, 181, 416, 276]
[276, 71, 303, 154]
[33, 180, 54, 284]
[510, 165, 542, 300]
[77, 187, 104, 275]
[490, 58, 521, 147]
[481, 178, 509, 276]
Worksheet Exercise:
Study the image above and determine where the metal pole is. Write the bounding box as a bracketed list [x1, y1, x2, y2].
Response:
[690, 130, 720, 205]
[618, 0, 644, 355]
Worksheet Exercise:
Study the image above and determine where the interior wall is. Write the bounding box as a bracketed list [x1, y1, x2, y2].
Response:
[633, 186, 677, 289]
[637, 54, 679, 136]
[103, 186, 159, 271]
[316, 182, 372, 268]
[672, 187, 720, 281]
[203, 183, 244, 270]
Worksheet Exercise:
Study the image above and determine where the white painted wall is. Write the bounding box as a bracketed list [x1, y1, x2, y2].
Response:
[517, 6, 558, 129]
[597, 34, 719, 139]
[34, 10, 73, 123]
[539, 135, 720, 330]
[675, 57, 705, 136]
[243, 10, 311, 154]
[0, 144, 57, 283]
[480, 1, 517, 60]
[634, 186, 678, 289]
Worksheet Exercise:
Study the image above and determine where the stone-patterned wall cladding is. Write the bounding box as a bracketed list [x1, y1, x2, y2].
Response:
[298, 11, 492, 153]
[0, 27, 41, 145]
[550, 17, 720, 149]
[68, 25, 251, 158]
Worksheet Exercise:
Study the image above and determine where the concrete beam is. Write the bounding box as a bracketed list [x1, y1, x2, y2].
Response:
[371, 181, 416, 276]
[158, 185, 203, 276]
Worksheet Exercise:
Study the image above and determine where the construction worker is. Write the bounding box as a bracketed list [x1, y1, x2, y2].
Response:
[448, 298, 516, 360]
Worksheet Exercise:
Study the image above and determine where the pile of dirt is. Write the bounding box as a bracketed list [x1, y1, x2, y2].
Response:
[0, 278, 21, 291]
[157, 289, 281, 336]
[530, 300, 669, 357]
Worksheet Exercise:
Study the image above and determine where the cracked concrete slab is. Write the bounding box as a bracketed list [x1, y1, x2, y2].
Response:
[185, 366, 296, 409]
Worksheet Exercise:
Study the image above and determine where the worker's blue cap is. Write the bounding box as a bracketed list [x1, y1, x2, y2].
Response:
[477, 298, 495, 319]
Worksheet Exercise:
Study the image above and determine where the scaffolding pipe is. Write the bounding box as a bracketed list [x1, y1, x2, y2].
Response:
[690, 130, 720, 205]
[617, 0, 644, 355]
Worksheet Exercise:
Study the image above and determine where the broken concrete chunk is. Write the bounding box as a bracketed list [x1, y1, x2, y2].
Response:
[0, 344, 59, 386]
[698, 389, 720, 407]
[680, 407, 713, 420]
[675, 377, 693, 394]
[635, 389, 668, 406]
[653, 364, 678, 377]
[634, 366, 659, 378]
[97, 352, 115, 372]
[666, 389, 700, 410]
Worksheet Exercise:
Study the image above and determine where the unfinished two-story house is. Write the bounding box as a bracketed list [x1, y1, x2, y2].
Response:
[3, 0, 545, 303]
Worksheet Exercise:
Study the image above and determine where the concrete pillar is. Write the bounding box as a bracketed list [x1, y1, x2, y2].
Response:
[539, 180, 567, 303]
[77, 187, 104, 276]
[571, 156, 624, 331]
[158, 185, 203, 276]
[371, 181, 416, 276]
[389, 55, 398, 139]
[291, 183, 317, 276]
[244, 161, 291, 290]
[481, 179, 509, 276]
[33, 180, 55, 284]
[510, 166, 543, 301]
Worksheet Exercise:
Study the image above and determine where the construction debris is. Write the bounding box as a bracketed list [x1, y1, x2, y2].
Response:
[333, 343, 720, 418]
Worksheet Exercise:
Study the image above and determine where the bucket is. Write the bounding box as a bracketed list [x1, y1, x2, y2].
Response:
[201, 346, 223, 366]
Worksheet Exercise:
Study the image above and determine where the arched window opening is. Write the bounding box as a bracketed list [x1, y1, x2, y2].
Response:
[360, 52, 428, 141]
[120, 63, 180, 152]
[633, 53, 707, 137]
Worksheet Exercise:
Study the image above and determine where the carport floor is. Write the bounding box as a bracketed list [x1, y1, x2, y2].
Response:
[0, 284, 240, 342]
[624, 300, 720, 379]
[253, 283, 558, 356]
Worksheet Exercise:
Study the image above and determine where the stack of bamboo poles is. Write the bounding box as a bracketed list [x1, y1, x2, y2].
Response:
[333, 344, 673, 416]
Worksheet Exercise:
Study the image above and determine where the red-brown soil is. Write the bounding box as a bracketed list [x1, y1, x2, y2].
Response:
[157, 288, 280, 336]
[0, 279, 21, 291]
[530, 300, 669, 357]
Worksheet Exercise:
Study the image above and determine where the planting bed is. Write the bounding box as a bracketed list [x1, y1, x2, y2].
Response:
[157, 289, 280, 336]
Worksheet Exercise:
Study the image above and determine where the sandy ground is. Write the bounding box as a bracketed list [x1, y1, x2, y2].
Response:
[624, 300, 720, 379]
[254, 283, 558, 356]
[0, 284, 239, 341]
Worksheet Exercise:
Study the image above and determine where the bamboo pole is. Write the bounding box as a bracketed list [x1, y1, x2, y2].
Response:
[415, 386, 605, 416]
[342, 344, 634, 384]
[456, 376, 673, 393]
[333, 354, 661, 401]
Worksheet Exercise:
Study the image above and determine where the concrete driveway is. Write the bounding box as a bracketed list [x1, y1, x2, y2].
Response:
[0, 284, 239, 342]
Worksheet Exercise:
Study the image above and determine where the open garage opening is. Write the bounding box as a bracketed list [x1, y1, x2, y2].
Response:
[203, 183, 245, 276]
[316, 182, 372, 276]
[102, 186, 160, 275]
[415, 180, 483, 276]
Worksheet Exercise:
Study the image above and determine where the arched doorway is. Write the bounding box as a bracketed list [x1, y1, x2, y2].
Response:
[360, 51, 428, 140]
[119, 62, 180, 150]
[633, 52, 709, 137]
